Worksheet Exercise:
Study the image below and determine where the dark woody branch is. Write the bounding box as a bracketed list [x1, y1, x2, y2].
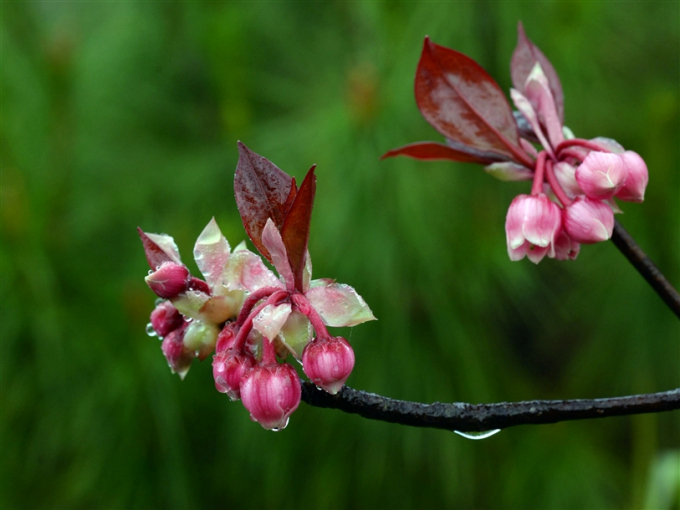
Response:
[302, 384, 680, 432]
[302, 221, 680, 431]
[611, 220, 680, 319]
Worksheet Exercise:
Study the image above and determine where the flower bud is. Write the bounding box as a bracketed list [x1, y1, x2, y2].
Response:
[240, 363, 301, 430]
[161, 325, 192, 379]
[552, 229, 580, 260]
[505, 194, 562, 264]
[563, 197, 614, 244]
[213, 348, 255, 400]
[552, 161, 583, 199]
[615, 151, 648, 203]
[302, 337, 355, 394]
[150, 300, 184, 338]
[145, 262, 189, 299]
[215, 322, 239, 353]
[575, 152, 627, 200]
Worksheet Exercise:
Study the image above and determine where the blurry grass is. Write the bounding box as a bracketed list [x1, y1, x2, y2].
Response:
[1, 2, 678, 509]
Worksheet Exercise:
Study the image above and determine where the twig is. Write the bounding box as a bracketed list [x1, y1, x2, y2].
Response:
[611, 220, 680, 319]
[299, 221, 680, 432]
[301, 383, 680, 432]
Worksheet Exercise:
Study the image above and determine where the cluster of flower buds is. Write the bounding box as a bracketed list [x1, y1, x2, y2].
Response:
[140, 143, 375, 430]
[384, 23, 648, 264]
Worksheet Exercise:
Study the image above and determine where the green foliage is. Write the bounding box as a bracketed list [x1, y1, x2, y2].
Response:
[2, 2, 678, 509]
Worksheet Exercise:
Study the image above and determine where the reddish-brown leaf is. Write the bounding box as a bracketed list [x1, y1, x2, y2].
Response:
[381, 141, 505, 165]
[510, 22, 564, 122]
[137, 228, 177, 269]
[415, 37, 523, 162]
[281, 165, 316, 292]
[234, 142, 296, 261]
[283, 177, 298, 217]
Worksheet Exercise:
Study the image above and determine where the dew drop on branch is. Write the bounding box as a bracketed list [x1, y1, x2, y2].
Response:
[453, 429, 501, 440]
[145, 323, 157, 337]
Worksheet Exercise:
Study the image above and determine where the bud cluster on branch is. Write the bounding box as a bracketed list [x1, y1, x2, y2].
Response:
[138, 22, 678, 432]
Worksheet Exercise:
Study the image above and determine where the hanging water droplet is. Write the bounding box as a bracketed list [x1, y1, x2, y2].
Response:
[145, 323, 157, 337]
[184, 316, 193, 323]
[154, 297, 164, 306]
[453, 429, 501, 440]
[270, 418, 289, 431]
[148, 270, 154, 275]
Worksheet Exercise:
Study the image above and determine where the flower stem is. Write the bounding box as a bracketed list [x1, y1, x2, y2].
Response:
[234, 290, 289, 351]
[555, 138, 610, 156]
[530, 151, 547, 196]
[236, 286, 284, 327]
[291, 293, 332, 341]
[544, 160, 572, 206]
[559, 148, 586, 163]
[261, 336, 277, 365]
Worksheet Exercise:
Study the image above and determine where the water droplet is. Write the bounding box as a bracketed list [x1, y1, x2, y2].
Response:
[184, 316, 193, 323]
[154, 297, 164, 306]
[270, 418, 289, 431]
[145, 323, 157, 337]
[148, 270, 154, 275]
[453, 429, 501, 440]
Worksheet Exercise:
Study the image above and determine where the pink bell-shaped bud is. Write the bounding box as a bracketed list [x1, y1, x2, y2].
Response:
[213, 348, 255, 400]
[145, 262, 189, 299]
[302, 336, 355, 394]
[161, 324, 192, 378]
[563, 197, 614, 244]
[240, 363, 301, 430]
[505, 194, 562, 263]
[150, 300, 184, 338]
[553, 161, 583, 199]
[215, 322, 239, 353]
[615, 151, 648, 203]
[575, 152, 627, 200]
[552, 229, 580, 260]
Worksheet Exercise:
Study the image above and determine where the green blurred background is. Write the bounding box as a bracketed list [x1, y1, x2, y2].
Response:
[2, 1, 679, 509]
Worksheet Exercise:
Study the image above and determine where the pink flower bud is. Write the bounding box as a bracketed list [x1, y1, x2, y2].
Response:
[505, 194, 561, 263]
[563, 197, 614, 244]
[575, 152, 627, 200]
[552, 229, 580, 260]
[150, 300, 184, 338]
[215, 323, 239, 353]
[552, 161, 583, 198]
[615, 151, 648, 203]
[213, 348, 255, 400]
[145, 262, 189, 299]
[302, 337, 355, 394]
[240, 363, 301, 430]
[161, 324, 192, 378]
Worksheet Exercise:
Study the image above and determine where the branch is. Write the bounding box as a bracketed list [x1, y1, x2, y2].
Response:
[611, 220, 680, 319]
[301, 383, 680, 432]
[299, 222, 680, 432]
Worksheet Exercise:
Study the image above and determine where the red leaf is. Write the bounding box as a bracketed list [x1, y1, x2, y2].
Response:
[283, 177, 298, 216]
[234, 142, 296, 262]
[415, 37, 523, 162]
[510, 22, 564, 122]
[281, 165, 316, 292]
[137, 228, 176, 269]
[381, 141, 505, 165]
